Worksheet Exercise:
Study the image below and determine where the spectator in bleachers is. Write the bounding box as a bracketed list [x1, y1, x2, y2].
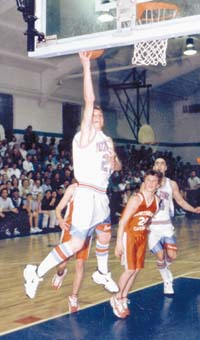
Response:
[23, 193, 41, 234]
[11, 188, 29, 235]
[23, 154, 34, 173]
[62, 179, 70, 190]
[23, 125, 37, 150]
[51, 171, 63, 191]
[8, 135, 17, 149]
[63, 167, 73, 183]
[41, 190, 57, 230]
[41, 177, 52, 194]
[0, 188, 20, 237]
[57, 149, 70, 165]
[6, 180, 12, 195]
[0, 140, 7, 157]
[39, 136, 49, 160]
[56, 186, 64, 204]
[19, 142, 27, 160]
[132, 170, 143, 186]
[44, 163, 53, 179]
[1, 174, 8, 189]
[10, 146, 22, 164]
[7, 162, 21, 179]
[34, 171, 43, 181]
[121, 183, 133, 207]
[26, 170, 34, 188]
[187, 170, 200, 208]
[53, 163, 64, 180]
[32, 179, 43, 199]
[27, 142, 37, 156]
[0, 162, 9, 179]
[19, 178, 32, 199]
[45, 154, 57, 170]
[11, 176, 20, 191]
[17, 158, 23, 170]
[48, 137, 58, 155]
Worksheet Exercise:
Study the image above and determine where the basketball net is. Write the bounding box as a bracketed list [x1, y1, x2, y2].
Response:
[132, 39, 168, 66]
[132, 2, 179, 66]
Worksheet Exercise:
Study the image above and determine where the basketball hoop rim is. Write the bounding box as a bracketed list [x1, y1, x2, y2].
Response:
[137, 2, 180, 22]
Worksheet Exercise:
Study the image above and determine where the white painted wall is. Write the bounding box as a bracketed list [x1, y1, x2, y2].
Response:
[0, 64, 40, 96]
[14, 96, 62, 133]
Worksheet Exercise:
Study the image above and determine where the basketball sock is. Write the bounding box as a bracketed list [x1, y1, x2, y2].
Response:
[95, 241, 109, 275]
[165, 255, 173, 268]
[157, 260, 169, 282]
[37, 243, 73, 277]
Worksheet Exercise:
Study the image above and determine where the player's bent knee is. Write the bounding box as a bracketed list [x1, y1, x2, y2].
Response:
[166, 248, 177, 261]
[97, 232, 111, 244]
[167, 253, 177, 261]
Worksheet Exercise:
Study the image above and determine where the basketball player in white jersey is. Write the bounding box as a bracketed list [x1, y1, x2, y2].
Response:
[148, 158, 200, 295]
[23, 52, 121, 299]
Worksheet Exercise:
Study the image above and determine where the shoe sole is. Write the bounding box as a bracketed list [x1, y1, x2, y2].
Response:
[104, 285, 119, 293]
[92, 275, 119, 293]
[110, 298, 127, 319]
[52, 270, 68, 289]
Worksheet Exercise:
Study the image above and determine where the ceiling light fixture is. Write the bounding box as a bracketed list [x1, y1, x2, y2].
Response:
[97, 0, 114, 22]
[184, 37, 197, 56]
[97, 12, 114, 22]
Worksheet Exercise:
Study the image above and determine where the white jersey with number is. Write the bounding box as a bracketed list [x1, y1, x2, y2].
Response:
[149, 177, 174, 232]
[73, 130, 113, 191]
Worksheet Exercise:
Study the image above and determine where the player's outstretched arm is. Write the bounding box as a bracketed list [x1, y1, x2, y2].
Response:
[56, 183, 77, 230]
[171, 180, 200, 213]
[79, 52, 95, 147]
[115, 194, 141, 257]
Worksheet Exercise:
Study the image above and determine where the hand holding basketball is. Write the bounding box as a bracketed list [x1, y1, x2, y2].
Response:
[79, 50, 104, 60]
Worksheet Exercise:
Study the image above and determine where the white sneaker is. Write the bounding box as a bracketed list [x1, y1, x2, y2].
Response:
[110, 296, 127, 319]
[167, 267, 173, 283]
[164, 281, 174, 295]
[92, 271, 119, 293]
[52, 269, 68, 289]
[35, 227, 42, 233]
[23, 265, 43, 299]
[5, 229, 11, 237]
[68, 295, 80, 313]
[13, 228, 20, 236]
[30, 228, 37, 234]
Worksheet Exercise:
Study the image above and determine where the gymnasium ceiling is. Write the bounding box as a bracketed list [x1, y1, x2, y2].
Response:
[1, 0, 200, 106]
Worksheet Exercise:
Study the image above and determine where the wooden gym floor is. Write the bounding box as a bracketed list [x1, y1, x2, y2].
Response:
[1, 215, 200, 337]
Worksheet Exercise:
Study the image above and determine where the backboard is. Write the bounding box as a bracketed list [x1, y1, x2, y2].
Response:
[29, 0, 200, 58]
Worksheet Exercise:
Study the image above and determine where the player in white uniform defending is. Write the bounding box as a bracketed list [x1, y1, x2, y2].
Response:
[148, 158, 200, 295]
[23, 51, 121, 299]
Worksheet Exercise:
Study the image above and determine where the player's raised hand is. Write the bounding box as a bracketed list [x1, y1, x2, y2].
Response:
[79, 51, 92, 63]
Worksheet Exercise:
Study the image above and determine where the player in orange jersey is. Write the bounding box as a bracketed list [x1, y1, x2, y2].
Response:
[110, 170, 162, 318]
[52, 181, 115, 313]
[52, 182, 84, 313]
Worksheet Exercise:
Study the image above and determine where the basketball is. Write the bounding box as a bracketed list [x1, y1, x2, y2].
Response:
[85, 49, 104, 59]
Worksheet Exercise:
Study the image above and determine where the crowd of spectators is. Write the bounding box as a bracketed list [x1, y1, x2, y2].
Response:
[0, 125, 199, 239]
